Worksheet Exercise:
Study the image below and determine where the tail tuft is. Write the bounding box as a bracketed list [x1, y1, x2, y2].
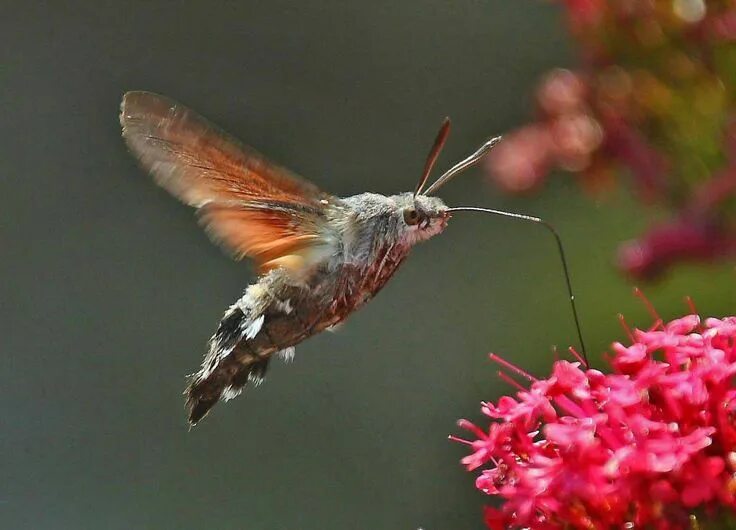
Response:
[185, 289, 304, 426]
[185, 352, 272, 425]
[187, 392, 219, 426]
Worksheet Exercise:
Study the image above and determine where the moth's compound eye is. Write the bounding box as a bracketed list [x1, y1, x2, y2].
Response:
[403, 207, 421, 226]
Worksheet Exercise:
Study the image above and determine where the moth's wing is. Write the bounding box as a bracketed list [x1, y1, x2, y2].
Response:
[120, 91, 337, 274]
[120, 91, 327, 207]
[198, 201, 335, 273]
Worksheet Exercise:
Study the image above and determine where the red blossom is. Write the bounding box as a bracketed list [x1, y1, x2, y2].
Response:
[560, 0, 606, 30]
[617, 217, 736, 280]
[453, 312, 736, 529]
[705, 10, 736, 42]
[483, 2, 736, 278]
[484, 125, 555, 193]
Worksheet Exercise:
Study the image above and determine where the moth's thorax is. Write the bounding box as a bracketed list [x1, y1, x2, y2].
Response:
[334, 192, 449, 267]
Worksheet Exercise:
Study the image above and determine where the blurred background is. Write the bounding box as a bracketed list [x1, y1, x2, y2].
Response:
[3, 1, 735, 529]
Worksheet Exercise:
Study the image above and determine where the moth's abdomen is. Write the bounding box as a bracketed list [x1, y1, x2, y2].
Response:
[185, 282, 307, 425]
[185, 250, 410, 425]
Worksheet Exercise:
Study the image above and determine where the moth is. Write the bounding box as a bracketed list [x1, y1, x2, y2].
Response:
[120, 91, 584, 425]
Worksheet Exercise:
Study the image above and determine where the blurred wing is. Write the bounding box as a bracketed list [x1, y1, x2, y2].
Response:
[120, 91, 337, 273]
[198, 201, 333, 273]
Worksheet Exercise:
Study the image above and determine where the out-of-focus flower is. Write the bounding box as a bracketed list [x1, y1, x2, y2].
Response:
[484, 125, 554, 192]
[617, 215, 736, 279]
[485, 1, 736, 279]
[453, 311, 736, 529]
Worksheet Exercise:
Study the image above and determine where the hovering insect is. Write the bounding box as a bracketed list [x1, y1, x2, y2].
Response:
[120, 91, 585, 425]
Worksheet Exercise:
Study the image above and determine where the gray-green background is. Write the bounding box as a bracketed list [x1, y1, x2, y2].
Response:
[4, 2, 735, 529]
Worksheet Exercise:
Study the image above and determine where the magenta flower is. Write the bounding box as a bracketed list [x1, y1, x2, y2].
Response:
[483, 1, 736, 278]
[452, 311, 736, 529]
[617, 216, 736, 280]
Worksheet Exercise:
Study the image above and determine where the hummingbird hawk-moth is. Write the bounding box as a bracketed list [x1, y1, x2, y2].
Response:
[120, 91, 585, 425]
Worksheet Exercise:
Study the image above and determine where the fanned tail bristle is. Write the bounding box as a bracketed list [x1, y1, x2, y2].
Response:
[185, 353, 272, 426]
[187, 391, 219, 426]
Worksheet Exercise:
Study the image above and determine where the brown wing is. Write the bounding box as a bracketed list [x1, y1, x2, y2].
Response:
[120, 91, 336, 273]
[198, 201, 331, 272]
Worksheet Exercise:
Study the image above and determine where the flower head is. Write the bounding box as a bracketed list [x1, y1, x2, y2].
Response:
[483, 1, 736, 278]
[453, 312, 736, 529]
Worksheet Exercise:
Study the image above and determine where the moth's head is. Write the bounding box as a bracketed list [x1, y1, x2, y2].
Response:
[345, 119, 499, 248]
[391, 192, 450, 244]
[391, 117, 500, 245]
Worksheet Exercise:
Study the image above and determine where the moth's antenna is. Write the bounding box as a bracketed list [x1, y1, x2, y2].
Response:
[424, 135, 502, 195]
[415, 118, 451, 197]
[447, 206, 588, 365]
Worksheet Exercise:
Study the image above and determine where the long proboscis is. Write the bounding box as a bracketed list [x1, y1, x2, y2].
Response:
[448, 206, 588, 365]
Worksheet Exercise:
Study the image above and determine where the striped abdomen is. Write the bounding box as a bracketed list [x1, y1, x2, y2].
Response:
[186, 243, 409, 425]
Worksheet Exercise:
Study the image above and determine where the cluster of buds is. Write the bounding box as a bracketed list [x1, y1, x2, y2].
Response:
[485, 0, 736, 279]
[452, 308, 736, 529]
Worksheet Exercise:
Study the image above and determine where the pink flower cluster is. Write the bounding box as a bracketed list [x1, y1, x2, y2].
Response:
[453, 313, 736, 529]
[483, 0, 736, 279]
[485, 69, 605, 194]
